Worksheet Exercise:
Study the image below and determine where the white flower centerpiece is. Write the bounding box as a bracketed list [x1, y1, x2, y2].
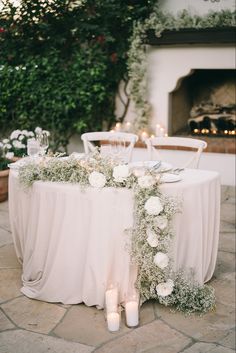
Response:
[17, 149, 215, 314]
[0, 127, 50, 159]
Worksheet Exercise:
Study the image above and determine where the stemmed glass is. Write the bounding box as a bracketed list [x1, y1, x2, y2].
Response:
[37, 131, 49, 156]
[109, 137, 126, 161]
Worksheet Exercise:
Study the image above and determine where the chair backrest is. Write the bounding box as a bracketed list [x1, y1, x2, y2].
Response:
[81, 131, 139, 163]
[145, 136, 207, 169]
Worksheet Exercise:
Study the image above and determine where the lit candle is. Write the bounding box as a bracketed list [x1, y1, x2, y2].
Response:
[205, 129, 209, 134]
[150, 134, 155, 139]
[194, 129, 199, 134]
[224, 130, 228, 135]
[155, 124, 161, 136]
[159, 127, 165, 137]
[115, 122, 121, 131]
[164, 133, 168, 137]
[212, 129, 217, 134]
[125, 300, 139, 327]
[107, 312, 120, 332]
[141, 131, 149, 141]
[232, 131, 235, 135]
[105, 287, 118, 313]
[125, 122, 131, 132]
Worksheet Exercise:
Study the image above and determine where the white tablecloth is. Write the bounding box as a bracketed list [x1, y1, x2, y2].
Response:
[9, 168, 220, 306]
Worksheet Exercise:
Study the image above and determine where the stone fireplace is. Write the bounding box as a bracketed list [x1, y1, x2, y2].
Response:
[170, 68, 236, 136]
[147, 29, 236, 140]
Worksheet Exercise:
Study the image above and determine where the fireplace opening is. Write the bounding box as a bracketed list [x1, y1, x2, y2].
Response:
[169, 69, 236, 137]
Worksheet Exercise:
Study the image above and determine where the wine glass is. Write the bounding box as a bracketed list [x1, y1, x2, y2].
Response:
[109, 137, 126, 161]
[37, 131, 49, 156]
[27, 139, 40, 158]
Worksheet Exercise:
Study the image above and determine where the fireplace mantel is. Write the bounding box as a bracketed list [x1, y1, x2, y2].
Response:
[146, 27, 236, 46]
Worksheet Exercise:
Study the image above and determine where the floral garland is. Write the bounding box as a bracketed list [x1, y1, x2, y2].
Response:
[18, 151, 215, 314]
[127, 7, 236, 132]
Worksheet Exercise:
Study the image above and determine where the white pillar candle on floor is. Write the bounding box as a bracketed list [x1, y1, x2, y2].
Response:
[159, 127, 165, 137]
[105, 287, 118, 313]
[155, 124, 161, 136]
[125, 300, 139, 327]
[107, 312, 120, 332]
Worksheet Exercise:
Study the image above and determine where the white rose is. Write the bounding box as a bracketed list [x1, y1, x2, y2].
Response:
[144, 196, 163, 216]
[35, 127, 42, 134]
[28, 131, 35, 137]
[89, 171, 106, 188]
[5, 143, 12, 150]
[18, 134, 25, 141]
[138, 175, 155, 189]
[13, 140, 22, 148]
[5, 152, 14, 159]
[156, 279, 174, 297]
[146, 228, 159, 247]
[113, 164, 130, 182]
[21, 130, 29, 135]
[10, 130, 21, 139]
[155, 215, 168, 230]
[2, 138, 9, 144]
[154, 252, 169, 269]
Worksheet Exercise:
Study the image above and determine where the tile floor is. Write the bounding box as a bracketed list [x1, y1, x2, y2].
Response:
[0, 186, 235, 353]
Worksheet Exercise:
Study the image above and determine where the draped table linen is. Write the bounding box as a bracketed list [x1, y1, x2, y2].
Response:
[9, 168, 220, 306]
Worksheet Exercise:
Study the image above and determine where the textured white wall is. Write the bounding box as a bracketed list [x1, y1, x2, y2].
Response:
[158, 0, 235, 15]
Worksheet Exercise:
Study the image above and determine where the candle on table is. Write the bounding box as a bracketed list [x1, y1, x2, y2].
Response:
[105, 286, 118, 313]
[155, 124, 161, 136]
[125, 300, 139, 327]
[107, 312, 120, 332]
[159, 127, 165, 137]
[115, 122, 122, 131]
[125, 122, 131, 132]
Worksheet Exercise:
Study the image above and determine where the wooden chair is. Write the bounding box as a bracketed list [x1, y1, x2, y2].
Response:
[145, 136, 207, 169]
[81, 131, 138, 163]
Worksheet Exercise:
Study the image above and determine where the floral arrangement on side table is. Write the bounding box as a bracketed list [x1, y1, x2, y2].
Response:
[17, 150, 216, 314]
[0, 127, 49, 160]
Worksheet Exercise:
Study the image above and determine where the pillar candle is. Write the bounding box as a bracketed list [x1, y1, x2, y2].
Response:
[107, 312, 120, 332]
[155, 124, 161, 136]
[125, 300, 139, 327]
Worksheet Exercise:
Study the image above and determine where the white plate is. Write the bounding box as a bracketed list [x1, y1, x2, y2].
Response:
[129, 160, 172, 172]
[161, 173, 182, 183]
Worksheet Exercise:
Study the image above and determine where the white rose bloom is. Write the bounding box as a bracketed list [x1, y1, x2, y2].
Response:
[155, 215, 168, 230]
[2, 138, 9, 144]
[156, 279, 174, 297]
[5, 143, 12, 149]
[5, 152, 14, 159]
[138, 175, 155, 188]
[154, 252, 169, 269]
[146, 228, 159, 247]
[10, 130, 21, 139]
[144, 196, 163, 216]
[35, 127, 42, 134]
[13, 140, 22, 148]
[0, 142, 3, 147]
[28, 131, 35, 137]
[21, 130, 28, 135]
[113, 164, 130, 182]
[18, 134, 25, 141]
[89, 171, 106, 188]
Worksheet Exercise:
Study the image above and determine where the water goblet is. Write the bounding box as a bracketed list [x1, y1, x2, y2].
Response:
[27, 139, 40, 159]
[37, 131, 49, 156]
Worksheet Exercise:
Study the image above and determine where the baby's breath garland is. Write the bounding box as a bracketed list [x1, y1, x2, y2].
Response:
[18, 151, 215, 314]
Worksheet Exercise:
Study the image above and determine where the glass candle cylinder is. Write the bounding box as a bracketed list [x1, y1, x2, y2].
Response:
[125, 291, 139, 328]
[107, 312, 120, 332]
[105, 283, 118, 314]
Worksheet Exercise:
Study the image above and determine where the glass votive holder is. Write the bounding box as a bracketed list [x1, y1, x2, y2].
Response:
[105, 282, 119, 314]
[106, 311, 120, 332]
[125, 291, 140, 328]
